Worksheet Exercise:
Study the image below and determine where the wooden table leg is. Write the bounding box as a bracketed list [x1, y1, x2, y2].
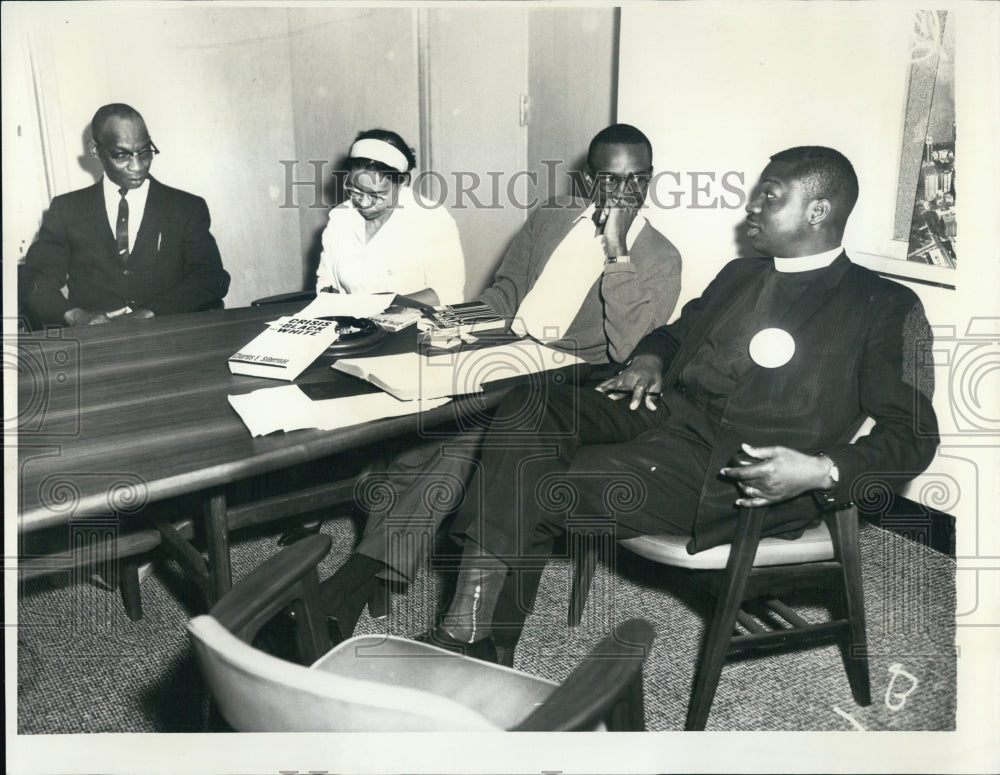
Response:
[204, 490, 233, 604]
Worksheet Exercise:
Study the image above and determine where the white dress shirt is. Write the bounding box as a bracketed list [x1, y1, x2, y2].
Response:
[316, 186, 466, 305]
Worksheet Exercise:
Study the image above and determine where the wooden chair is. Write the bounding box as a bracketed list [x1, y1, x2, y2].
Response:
[189, 534, 655, 732]
[569, 503, 871, 730]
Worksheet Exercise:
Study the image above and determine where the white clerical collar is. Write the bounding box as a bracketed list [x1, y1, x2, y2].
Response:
[577, 203, 647, 250]
[773, 246, 843, 273]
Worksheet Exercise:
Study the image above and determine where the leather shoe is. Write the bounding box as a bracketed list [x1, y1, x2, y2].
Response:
[417, 626, 498, 663]
[277, 520, 323, 546]
[325, 616, 346, 648]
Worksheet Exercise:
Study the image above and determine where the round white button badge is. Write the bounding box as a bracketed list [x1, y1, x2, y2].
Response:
[749, 328, 795, 368]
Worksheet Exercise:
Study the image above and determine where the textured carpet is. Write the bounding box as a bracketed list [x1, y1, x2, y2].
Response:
[17, 515, 955, 733]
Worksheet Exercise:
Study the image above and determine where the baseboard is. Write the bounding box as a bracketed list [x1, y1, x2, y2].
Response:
[858, 494, 955, 558]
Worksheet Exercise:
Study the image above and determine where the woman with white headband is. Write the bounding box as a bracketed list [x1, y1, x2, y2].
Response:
[316, 129, 465, 306]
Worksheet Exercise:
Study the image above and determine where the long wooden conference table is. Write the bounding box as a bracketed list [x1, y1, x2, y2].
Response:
[17, 303, 571, 618]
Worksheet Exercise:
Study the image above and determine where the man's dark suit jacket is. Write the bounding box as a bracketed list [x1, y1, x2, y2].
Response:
[21, 176, 230, 326]
[631, 253, 940, 552]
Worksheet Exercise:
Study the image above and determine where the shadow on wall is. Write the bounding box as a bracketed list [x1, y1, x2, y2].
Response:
[732, 219, 757, 259]
[301, 154, 351, 291]
[77, 125, 104, 182]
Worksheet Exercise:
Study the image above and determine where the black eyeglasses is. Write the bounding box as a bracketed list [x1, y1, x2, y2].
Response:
[95, 140, 159, 164]
[588, 168, 653, 193]
[344, 184, 390, 205]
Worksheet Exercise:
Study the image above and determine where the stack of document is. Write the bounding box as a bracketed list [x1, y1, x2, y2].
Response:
[296, 292, 395, 320]
[332, 341, 584, 401]
[228, 385, 450, 437]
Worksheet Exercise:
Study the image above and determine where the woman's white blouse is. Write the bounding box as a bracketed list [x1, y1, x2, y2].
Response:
[316, 186, 466, 304]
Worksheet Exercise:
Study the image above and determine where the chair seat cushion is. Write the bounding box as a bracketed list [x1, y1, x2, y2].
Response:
[619, 520, 834, 570]
[189, 617, 505, 732]
[313, 635, 558, 729]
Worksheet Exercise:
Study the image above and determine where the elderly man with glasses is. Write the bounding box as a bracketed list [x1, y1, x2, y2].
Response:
[21, 103, 230, 327]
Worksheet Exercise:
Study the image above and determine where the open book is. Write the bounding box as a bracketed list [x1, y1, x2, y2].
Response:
[332, 341, 584, 401]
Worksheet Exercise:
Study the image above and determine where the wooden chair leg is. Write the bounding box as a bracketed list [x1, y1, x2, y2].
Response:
[829, 507, 871, 706]
[685, 507, 763, 730]
[569, 532, 600, 627]
[292, 571, 331, 664]
[607, 670, 647, 731]
[118, 558, 144, 621]
[367, 579, 391, 620]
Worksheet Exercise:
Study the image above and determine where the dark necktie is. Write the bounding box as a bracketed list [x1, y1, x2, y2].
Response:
[116, 187, 129, 262]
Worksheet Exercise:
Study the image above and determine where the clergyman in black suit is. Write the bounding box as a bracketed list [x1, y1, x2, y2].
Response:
[420, 145, 940, 663]
[21, 103, 230, 327]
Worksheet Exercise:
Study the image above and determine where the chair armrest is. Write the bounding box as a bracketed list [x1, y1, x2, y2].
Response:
[512, 618, 655, 731]
[209, 534, 331, 650]
[251, 291, 316, 307]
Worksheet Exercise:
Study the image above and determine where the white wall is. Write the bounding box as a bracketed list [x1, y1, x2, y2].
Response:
[285, 7, 422, 294]
[620, 2, 930, 311]
[6, 4, 303, 309]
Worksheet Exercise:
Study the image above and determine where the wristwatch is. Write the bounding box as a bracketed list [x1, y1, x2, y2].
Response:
[605, 254, 630, 264]
[814, 452, 841, 505]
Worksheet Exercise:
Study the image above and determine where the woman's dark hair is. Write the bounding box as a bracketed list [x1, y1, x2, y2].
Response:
[345, 128, 416, 185]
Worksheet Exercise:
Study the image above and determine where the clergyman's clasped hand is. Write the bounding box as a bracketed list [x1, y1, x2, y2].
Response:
[595, 353, 665, 411]
[720, 443, 837, 508]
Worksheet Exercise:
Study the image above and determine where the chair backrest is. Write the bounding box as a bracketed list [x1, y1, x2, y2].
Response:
[191, 531, 655, 732]
[188, 616, 501, 732]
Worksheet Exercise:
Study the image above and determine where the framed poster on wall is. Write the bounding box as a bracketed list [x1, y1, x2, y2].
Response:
[856, 9, 957, 289]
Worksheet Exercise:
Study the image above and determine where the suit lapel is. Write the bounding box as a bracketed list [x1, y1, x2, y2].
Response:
[548, 201, 587, 243]
[130, 177, 161, 259]
[87, 181, 117, 248]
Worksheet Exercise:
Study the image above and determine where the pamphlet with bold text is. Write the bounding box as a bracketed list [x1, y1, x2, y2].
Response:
[228, 316, 341, 380]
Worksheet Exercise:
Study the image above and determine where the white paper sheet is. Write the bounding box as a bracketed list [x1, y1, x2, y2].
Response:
[228, 385, 451, 437]
[296, 292, 395, 320]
